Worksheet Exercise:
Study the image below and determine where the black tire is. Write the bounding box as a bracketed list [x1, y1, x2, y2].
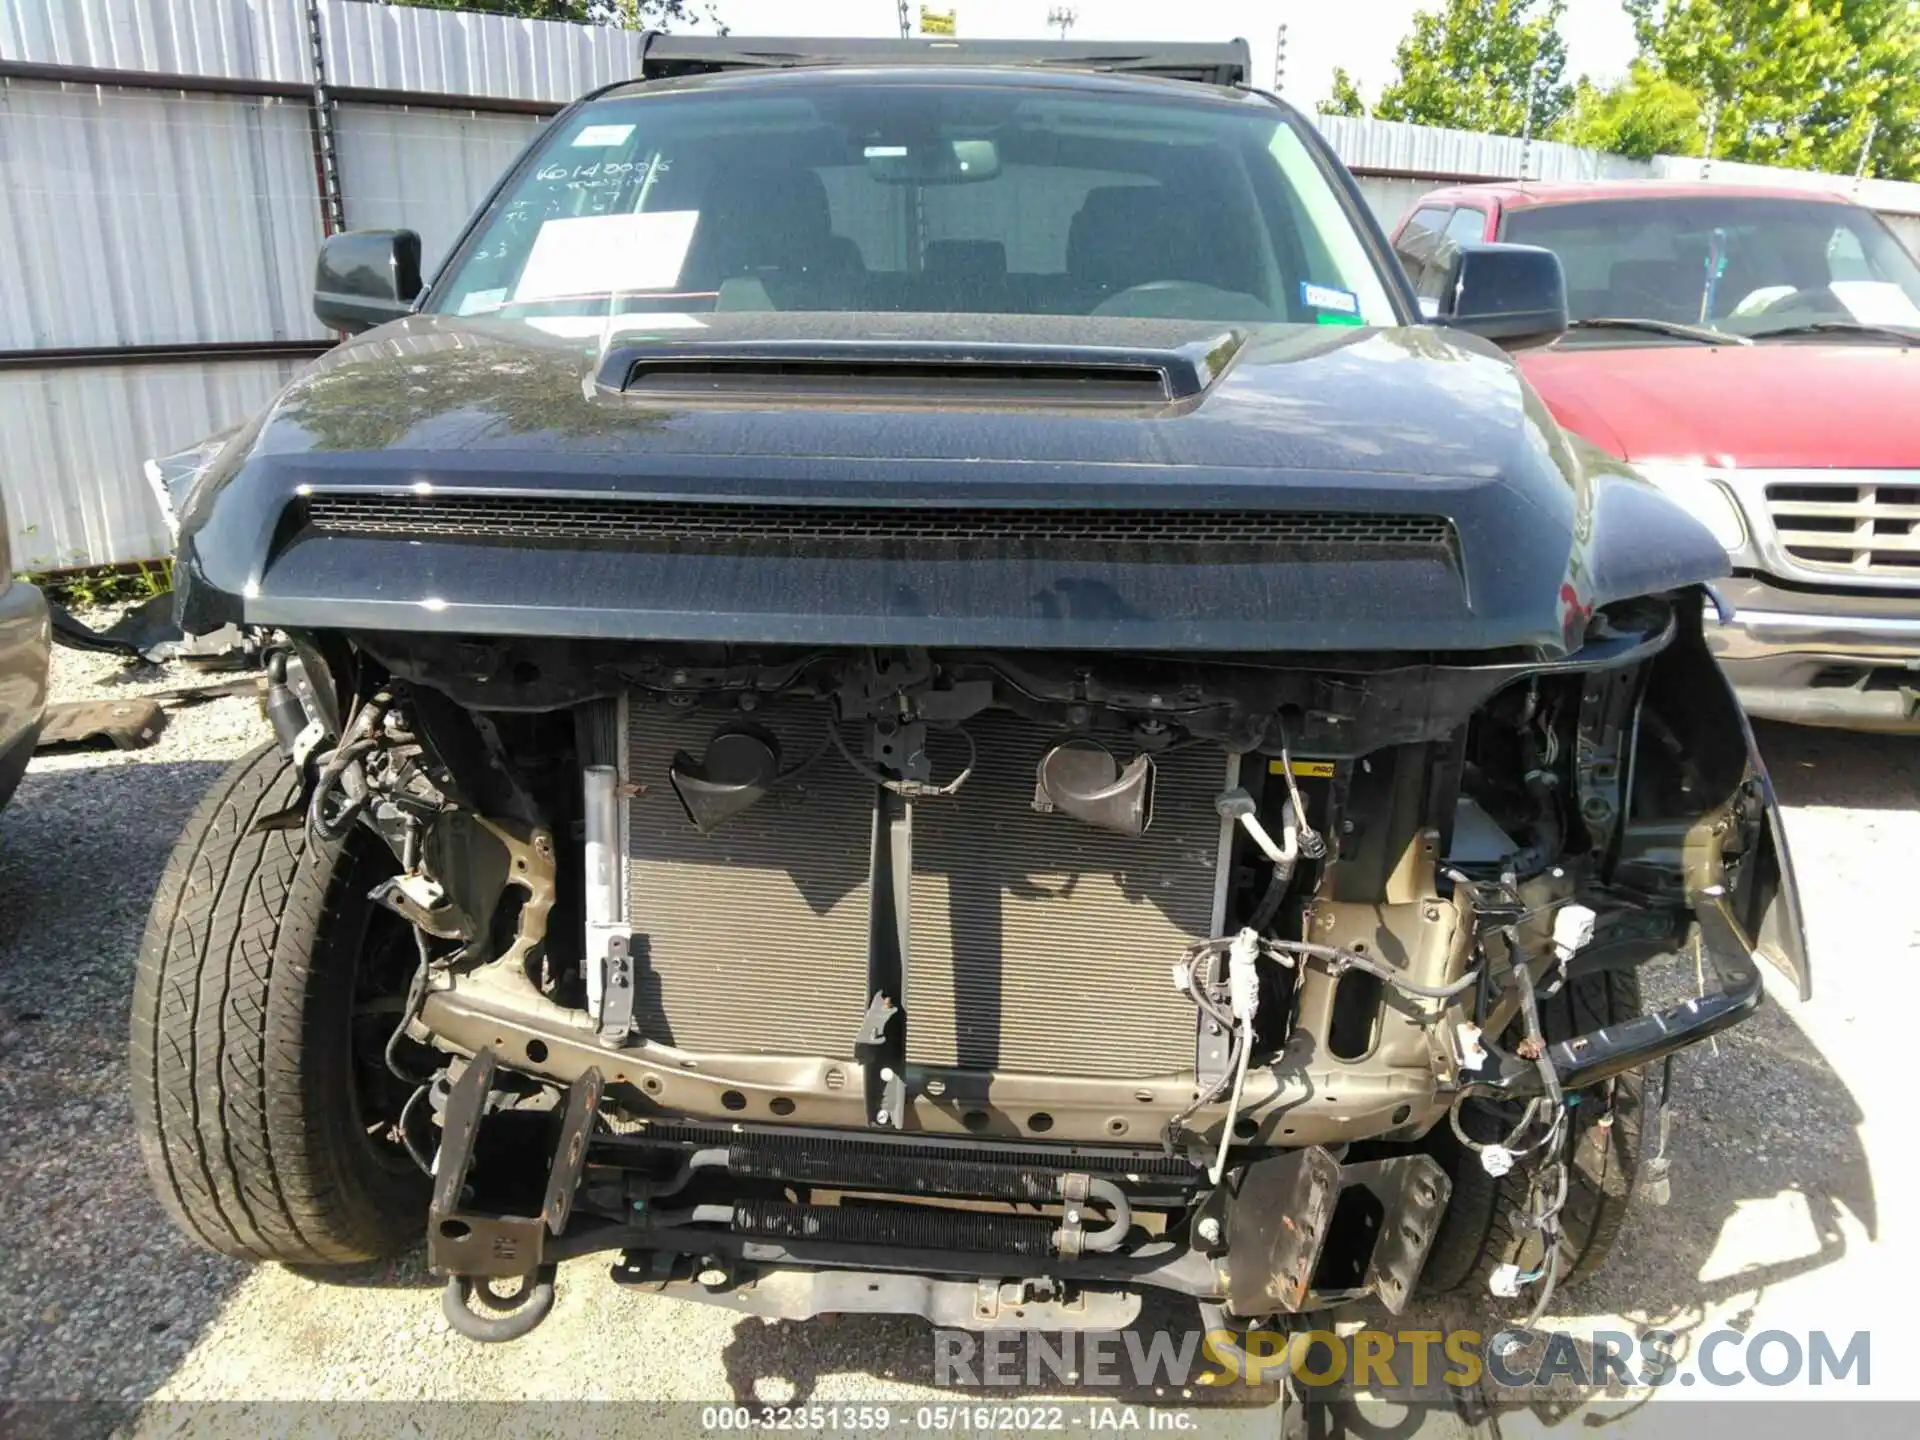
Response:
[1419, 966, 1645, 1295]
[131, 741, 429, 1264]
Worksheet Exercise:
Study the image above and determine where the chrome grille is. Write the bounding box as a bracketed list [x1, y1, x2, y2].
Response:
[1760, 473, 1920, 579]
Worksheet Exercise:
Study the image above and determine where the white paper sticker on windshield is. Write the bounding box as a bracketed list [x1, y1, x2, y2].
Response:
[456, 287, 509, 316]
[1830, 280, 1920, 326]
[524, 313, 709, 339]
[572, 123, 635, 148]
[512, 211, 700, 303]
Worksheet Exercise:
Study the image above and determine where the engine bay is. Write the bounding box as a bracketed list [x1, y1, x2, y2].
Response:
[259, 590, 1799, 1339]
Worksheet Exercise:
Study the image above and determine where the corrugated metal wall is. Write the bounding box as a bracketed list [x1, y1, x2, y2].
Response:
[1318, 113, 1652, 188]
[320, 0, 642, 103]
[5, 1, 1920, 570]
[333, 103, 542, 273]
[1, 0, 311, 82]
[0, 0, 637, 572]
[1, 358, 302, 571]
[0, 81, 325, 349]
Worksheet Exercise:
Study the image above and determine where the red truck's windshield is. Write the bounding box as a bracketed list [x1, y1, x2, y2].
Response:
[1502, 195, 1920, 341]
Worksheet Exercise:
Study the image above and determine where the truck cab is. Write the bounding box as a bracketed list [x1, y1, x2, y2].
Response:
[1394, 181, 1920, 731]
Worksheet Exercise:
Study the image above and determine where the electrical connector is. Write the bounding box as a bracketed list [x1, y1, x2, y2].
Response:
[1490, 1263, 1524, 1299]
[1227, 928, 1261, 1023]
[1456, 1021, 1488, 1072]
[1551, 903, 1596, 966]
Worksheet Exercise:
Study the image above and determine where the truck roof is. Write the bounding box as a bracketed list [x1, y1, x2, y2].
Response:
[1411, 178, 1860, 211]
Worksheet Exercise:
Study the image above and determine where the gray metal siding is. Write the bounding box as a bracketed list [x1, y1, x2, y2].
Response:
[319, 0, 641, 104]
[333, 102, 541, 274]
[0, 0, 311, 82]
[0, 80, 326, 349]
[1315, 113, 1652, 187]
[0, 357, 306, 572]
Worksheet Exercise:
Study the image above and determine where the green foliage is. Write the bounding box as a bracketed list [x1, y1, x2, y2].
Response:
[33, 560, 174, 609]
[1623, 1, 1920, 180]
[1345, 0, 1919, 180]
[1370, 0, 1574, 135]
[1556, 59, 1705, 158]
[1324, 67, 1369, 118]
[376, 1, 723, 30]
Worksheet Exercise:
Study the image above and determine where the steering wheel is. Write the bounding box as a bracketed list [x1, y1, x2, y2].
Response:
[1092, 280, 1274, 322]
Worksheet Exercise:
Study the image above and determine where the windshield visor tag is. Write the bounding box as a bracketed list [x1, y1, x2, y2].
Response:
[1300, 281, 1360, 316]
[571, 123, 635, 148]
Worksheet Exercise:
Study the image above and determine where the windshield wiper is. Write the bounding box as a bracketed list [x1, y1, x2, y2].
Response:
[1563, 317, 1751, 346]
[1743, 319, 1920, 344]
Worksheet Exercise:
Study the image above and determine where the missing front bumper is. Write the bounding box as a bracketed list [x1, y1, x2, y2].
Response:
[1220, 1148, 1450, 1318]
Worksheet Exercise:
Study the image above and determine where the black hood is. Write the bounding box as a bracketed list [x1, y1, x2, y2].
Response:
[176, 311, 1727, 658]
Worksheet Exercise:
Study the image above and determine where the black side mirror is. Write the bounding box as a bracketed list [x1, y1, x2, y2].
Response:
[1436, 242, 1568, 351]
[314, 229, 423, 334]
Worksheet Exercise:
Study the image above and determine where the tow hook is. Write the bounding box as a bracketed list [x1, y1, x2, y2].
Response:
[443, 1268, 558, 1343]
[428, 1049, 602, 1342]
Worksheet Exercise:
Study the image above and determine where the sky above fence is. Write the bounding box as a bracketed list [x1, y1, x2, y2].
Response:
[675, 0, 1640, 109]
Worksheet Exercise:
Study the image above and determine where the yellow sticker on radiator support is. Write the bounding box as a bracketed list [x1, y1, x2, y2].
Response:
[1270, 759, 1336, 779]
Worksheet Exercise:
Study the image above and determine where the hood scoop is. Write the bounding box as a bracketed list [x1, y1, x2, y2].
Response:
[597, 334, 1242, 406]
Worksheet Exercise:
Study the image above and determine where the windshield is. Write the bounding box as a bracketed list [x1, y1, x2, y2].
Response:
[428, 77, 1399, 334]
[1502, 195, 1920, 341]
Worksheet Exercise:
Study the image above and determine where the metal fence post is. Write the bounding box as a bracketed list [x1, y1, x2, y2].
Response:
[306, 0, 345, 234]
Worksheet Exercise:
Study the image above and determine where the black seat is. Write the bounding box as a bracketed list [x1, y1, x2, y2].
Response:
[1067, 185, 1197, 298]
[922, 239, 1008, 312]
[684, 164, 864, 295]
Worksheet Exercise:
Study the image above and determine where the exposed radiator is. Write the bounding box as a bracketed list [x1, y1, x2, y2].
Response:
[623, 701, 1229, 1077]
[626, 700, 872, 1057]
[908, 712, 1230, 1078]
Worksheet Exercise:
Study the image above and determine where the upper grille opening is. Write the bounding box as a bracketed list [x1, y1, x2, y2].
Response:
[301, 494, 1459, 566]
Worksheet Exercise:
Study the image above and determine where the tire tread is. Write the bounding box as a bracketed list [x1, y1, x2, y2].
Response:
[131, 742, 421, 1264]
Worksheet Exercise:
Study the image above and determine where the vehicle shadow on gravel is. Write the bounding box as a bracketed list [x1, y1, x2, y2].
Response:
[1753, 718, 1920, 809]
[0, 758, 246, 1402]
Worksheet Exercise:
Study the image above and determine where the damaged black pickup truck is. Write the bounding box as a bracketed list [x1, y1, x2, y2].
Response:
[133, 35, 1807, 1348]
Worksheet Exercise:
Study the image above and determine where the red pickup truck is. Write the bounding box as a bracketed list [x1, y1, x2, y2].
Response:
[1393, 180, 1920, 731]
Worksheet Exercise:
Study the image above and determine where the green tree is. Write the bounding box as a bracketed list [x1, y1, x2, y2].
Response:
[377, 1, 722, 29]
[1323, 66, 1368, 117]
[1556, 59, 1704, 157]
[1624, 1, 1920, 179]
[1368, 0, 1574, 136]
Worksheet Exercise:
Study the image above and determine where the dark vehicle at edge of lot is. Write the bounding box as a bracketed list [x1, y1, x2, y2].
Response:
[1394, 180, 1920, 733]
[129, 37, 1808, 1356]
[0, 480, 50, 814]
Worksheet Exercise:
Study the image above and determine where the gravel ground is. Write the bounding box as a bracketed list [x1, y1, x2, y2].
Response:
[1, 627, 1916, 1429]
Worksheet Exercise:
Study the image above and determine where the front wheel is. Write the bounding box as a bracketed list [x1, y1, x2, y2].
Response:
[130, 742, 430, 1264]
[1419, 967, 1646, 1296]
